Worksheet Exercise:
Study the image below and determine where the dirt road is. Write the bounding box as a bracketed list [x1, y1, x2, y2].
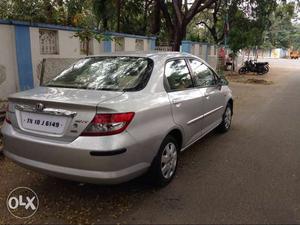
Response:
[1, 59, 300, 224]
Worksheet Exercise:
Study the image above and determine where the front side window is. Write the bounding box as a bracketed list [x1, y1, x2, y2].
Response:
[45, 57, 153, 91]
[189, 59, 216, 87]
[165, 59, 193, 91]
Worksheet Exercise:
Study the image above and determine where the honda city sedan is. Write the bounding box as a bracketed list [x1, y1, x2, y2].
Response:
[1, 52, 233, 186]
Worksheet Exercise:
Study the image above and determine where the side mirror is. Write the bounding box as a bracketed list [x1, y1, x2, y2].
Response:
[216, 82, 222, 90]
[218, 76, 229, 86]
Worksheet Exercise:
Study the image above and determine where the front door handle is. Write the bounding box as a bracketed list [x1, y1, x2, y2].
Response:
[204, 95, 210, 100]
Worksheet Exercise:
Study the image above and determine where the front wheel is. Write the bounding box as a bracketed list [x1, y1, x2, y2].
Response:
[217, 104, 233, 133]
[149, 135, 179, 187]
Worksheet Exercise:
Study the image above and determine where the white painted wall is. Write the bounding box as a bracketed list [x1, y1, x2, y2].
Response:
[193, 44, 200, 57]
[30, 28, 106, 86]
[0, 24, 154, 99]
[110, 36, 151, 53]
[201, 44, 208, 60]
[30, 28, 82, 86]
[0, 24, 18, 99]
[144, 40, 149, 51]
[93, 39, 102, 55]
[124, 37, 136, 52]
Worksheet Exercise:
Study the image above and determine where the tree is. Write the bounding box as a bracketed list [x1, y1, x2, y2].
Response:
[196, 0, 277, 47]
[197, 0, 227, 44]
[0, 0, 46, 22]
[227, 10, 260, 53]
[151, 0, 161, 35]
[227, 0, 276, 54]
[92, 0, 115, 31]
[263, 2, 295, 49]
[159, 0, 218, 51]
[116, 0, 122, 32]
[73, 9, 104, 56]
[92, 0, 153, 35]
[0, 0, 91, 26]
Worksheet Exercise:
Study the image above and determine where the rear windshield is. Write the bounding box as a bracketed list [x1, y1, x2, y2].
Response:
[45, 56, 154, 91]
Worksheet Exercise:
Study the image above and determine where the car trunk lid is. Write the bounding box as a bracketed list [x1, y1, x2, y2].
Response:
[7, 87, 123, 141]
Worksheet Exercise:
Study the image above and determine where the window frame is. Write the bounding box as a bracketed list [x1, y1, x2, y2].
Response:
[135, 39, 144, 51]
[44, 56, 154, 92]
[163, 57, 196, 92]
[114, 37, 125, 52]
[39, 29, 59, 55]
[186, 57, 220, 88]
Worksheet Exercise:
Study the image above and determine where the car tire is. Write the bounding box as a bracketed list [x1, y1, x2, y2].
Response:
[217, 103, 233, 133]
[149, 135, 179, 187]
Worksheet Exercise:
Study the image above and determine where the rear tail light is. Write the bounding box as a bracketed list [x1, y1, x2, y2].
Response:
[81, 112, 135, 136]
[5, 103, 11, 124]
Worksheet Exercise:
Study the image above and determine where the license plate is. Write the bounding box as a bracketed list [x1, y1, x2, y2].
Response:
[20, 112, 67, 134]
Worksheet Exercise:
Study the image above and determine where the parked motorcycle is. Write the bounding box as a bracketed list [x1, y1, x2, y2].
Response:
[238, 60, 269, 75]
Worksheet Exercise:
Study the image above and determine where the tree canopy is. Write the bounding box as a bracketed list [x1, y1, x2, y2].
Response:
[0, 0, 299, 52]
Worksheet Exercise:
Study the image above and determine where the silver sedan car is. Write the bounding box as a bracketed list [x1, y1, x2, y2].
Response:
[2, 52, 233, 186]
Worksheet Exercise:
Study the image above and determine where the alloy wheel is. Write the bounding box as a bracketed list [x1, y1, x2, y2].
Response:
[161, 142, 177, 179]
[224, 107, 232, 129]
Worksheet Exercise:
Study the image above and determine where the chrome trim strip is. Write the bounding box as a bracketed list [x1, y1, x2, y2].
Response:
[181, 120, 222, 152]
[187, 114, 204, 125]
[15, 104, 77, 117]
[187, 106, 224, 125]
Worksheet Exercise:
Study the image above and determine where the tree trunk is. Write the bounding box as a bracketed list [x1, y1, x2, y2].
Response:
[86, 38, 90, 56]
[172, 24, 187, 51]
[116, 0, 121, 32]
[44, 1, 54, 23]
[151, 0, 161, 34]
[103, 18, 108, 31]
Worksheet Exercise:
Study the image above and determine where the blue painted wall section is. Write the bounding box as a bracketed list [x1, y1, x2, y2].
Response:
[149, 38, 156, 50]
[103, 35, 112, 53]
[181, 40, 192, 53]
[15, 25, 34, 90]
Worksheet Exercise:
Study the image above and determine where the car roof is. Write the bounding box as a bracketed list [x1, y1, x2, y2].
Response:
[87, 51, 195, 61]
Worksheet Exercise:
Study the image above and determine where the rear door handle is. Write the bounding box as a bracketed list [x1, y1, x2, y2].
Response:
[172, 99, 184, 104]
[204, 95, 210, 100]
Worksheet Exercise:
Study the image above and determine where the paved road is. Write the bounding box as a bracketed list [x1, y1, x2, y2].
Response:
[1, 59, 300, 224]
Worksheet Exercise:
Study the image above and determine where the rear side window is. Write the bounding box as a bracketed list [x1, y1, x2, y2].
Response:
[189, 59, 217, 87]
[45, 57, 154, 91]
[165, 59, 193, 91]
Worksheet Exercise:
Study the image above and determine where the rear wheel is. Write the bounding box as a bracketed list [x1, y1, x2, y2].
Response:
[257, 66, 268, 75]
[149, 135, 179, 187]
[264, 65, 269, 74]
[238, 67, 247, 75]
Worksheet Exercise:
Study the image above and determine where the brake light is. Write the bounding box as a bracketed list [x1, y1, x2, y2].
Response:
[81, 112, 135, 136]
[5, 103, 11, 124]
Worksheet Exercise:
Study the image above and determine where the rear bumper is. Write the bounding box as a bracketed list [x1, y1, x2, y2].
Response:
[1, 123, 153, 184]
[4, 151, 148, 184]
